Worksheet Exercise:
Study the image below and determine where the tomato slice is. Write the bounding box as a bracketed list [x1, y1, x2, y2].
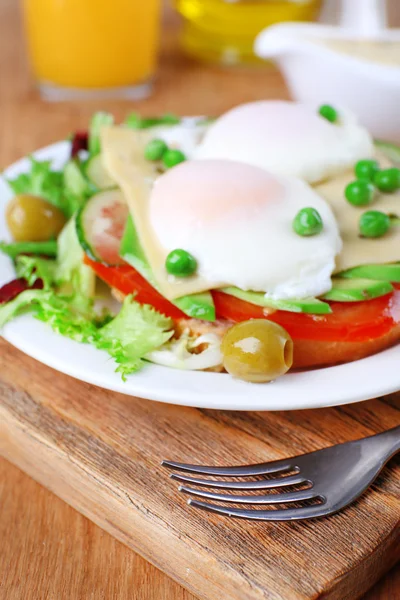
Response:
[84, 256, 186, 320]
[212, 288, 400, 343]
[84, 255, 400, 343]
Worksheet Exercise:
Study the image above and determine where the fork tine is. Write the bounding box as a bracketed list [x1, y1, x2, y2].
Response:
[170, 473, 309, 489]
[161, 459, 295, 477]
[179, 486, 318, 504]
[187, 499, 327, 521]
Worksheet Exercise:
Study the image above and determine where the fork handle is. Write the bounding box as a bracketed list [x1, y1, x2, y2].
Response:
[366, 425, 400, 462]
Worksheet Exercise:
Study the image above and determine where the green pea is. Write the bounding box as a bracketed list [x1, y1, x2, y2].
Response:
[144, 138, 168, 161]
[162, 149, 186, 169]
[374, 168, 400, 193]
[359, 211, 390, 238]
[166, 249, 197, 277]
[354, 159, 380, 181]
[345, 180, 375, 206]
[318, 104, 338, 123]
[293, 207, 323, 237]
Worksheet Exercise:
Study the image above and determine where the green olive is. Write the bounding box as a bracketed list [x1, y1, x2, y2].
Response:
[6, 194, 66, 242]
[221, 319, 293, 383]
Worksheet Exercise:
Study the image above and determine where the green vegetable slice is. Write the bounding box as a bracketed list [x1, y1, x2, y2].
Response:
[0, 240, 58, 259]
[321, 277, 393, 302]
[339, 263, 400, 283]
[76, 190, 128, 266]
[221, 287, 332, 314]
[86, 155, 116, 190]
[64, 160, 93, 197]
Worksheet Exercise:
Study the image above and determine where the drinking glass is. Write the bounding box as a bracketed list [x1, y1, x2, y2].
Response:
[21, 0, 161, 100]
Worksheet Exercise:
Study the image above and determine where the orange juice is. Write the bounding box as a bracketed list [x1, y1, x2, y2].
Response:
[22, 0, 161, 93]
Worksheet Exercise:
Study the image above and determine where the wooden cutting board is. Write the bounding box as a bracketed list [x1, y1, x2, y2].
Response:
[0, 338, 399, 600]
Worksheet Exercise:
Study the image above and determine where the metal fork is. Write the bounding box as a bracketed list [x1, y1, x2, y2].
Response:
[162, 425, 400, 521]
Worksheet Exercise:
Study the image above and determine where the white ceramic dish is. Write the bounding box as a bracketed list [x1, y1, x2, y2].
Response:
[255, 0, 400, 142]
[1, 141, 400, 411]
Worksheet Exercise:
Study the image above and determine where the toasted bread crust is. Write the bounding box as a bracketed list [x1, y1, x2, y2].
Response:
[175, 317, 400, 369]
[112, 289, 400, 370]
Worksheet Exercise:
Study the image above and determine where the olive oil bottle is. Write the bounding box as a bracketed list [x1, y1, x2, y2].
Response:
[174, 0, 322, 64]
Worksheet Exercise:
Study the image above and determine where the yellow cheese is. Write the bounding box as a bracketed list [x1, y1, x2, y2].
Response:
[315, 152, 400, 272]
[101, 126, 225, 299]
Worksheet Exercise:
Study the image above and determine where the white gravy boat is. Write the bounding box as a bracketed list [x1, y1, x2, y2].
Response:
[255, 0, 400, 142]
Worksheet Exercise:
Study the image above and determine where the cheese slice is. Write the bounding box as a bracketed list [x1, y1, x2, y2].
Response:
[101, 126, 226, 299]
[102, 126, 400, 298]
[315, 152, 400, 272]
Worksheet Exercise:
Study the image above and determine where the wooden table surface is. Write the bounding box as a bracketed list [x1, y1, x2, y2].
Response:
[0, 1, 399, 598]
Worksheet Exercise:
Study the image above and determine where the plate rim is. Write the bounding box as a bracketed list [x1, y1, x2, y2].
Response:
[1, 140, 400, 411]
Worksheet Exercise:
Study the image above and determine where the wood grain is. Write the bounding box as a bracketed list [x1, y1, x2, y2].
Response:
[1, 457, 398, 600]
[0, 0, 400, 599]
[1, 341, 400, 600]
[0, 457, 193, 600]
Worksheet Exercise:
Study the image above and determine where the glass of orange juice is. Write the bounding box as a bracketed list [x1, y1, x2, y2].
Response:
[21, 0, 161, 100]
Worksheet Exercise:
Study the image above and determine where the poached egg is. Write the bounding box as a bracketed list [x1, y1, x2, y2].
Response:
[195, 101, 374, 184]
[149, 159, 342, 300]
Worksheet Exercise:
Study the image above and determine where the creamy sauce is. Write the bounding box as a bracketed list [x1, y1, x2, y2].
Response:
[315, 39, 400, 67]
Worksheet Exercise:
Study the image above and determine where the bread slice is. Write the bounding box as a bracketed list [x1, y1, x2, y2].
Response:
[112, 288, 400, 370]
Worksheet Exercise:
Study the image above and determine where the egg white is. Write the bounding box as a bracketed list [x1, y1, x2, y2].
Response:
[149, 160, 342, 300]
[195, 101, 374, 184]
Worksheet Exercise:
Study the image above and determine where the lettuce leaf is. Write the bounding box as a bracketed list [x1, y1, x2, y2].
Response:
[63, 160, 94, 217]
[6, 156, 92, 220]
[34, 292, 99, 343]
[56, 217, 96, 298]
[7, 157, 65, 213]
[0, 289, 48, 328]
[0, 285, 173, 379]
[95, 295, 174, 379]
[89, 112, 114, 156]
[15, 255, 57, 289]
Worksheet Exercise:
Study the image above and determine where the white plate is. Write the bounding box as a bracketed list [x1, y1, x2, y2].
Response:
[1, 142, 400, 411]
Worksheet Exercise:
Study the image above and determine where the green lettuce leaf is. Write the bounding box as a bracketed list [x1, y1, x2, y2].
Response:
[0, 240, 58, 259]
[56, 217, 96, 298]
[89, 112, 114, 157]
[7, 157, 64, 213]
[62, 160, 95, 217]
[95, 295, 174, 379]
[6, 156, 93, 220]
[0, 289, 48, 328]
[15, 255, 57, 289]
[0, 282, 173, 378]
[34, 292, 99, 343]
